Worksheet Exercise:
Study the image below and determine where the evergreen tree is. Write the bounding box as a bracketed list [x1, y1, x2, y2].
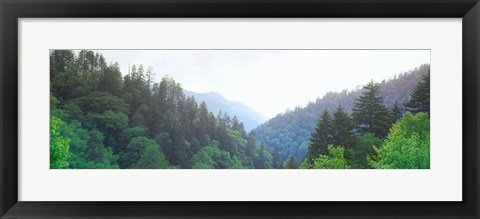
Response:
[306, 109, 332, 162]
[286, 156, 297, 169]
[231, 115, 242, 132]
[146, 66, 155, 85]
[391, 100, 403, 123]
[331, 106, 356, 148]
[254, 144, 267, 169]
[352, 81, 391, 137]
[246, 132, 257, 158]
[272, 146, 281, 168]
[406, 73, 430, 114]
[133, 143, 171, 169]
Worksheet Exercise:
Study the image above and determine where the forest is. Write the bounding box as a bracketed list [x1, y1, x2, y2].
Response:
[50, 50, 430, 169]
[254, 64, 430, 164]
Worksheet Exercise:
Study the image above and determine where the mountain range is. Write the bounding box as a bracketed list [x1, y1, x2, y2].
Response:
[184, 90, 269, 132]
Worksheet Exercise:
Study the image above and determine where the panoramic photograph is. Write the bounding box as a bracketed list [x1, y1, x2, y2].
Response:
[50, 50, 430, 169]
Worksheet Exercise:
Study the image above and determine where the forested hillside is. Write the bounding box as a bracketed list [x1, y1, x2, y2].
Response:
[50, 50, 275, 169]
[50, 49, 430, 169]
[183, 90, 269, 132]
[254, 64, 430, 162]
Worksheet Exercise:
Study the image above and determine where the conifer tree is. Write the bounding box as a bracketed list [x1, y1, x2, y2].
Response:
[231, 115, 241, 131]
[255, 144, 267, 169]
[246, 132, 257, 158]
[406, 73, 430, 114]
[286, 156, 297, 169]
[331, 106, 356, 148]
[306, 109, 332, 162]
[352, 81, 391, 137]
[272, 146, 281, 168]
[391, 100, 403, 123]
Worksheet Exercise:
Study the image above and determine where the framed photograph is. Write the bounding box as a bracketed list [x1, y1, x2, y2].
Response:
[1, 0, 479, 218]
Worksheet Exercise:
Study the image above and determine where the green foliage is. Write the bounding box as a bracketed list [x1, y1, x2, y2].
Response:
[311, 145, 350, 169]
[352, 81, 391, 138]
[254, 144, 273, 169]
[50, 116, 70, 169]
[286, 156, 298, 169]
[347, 134, 382, 169]
[75, 92, 129, 115]
[50, 49, 428, 169]
[82, 130, 119, 168]
[368, 112, 430, 169]
[132, 143, 171, 169]
[254, 65, 430, 163]
[306, 109, 332, 162]
[331, 106, 356, 149]
[391, 100, 403, 123]
[121, 136, 152, 168]
[191, 141, 245, 169]
[407, 73, 430, 114]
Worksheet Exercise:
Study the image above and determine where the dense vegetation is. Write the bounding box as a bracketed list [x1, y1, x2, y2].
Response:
[254, 64, 430, 163]
[184, 90, 268, 132]
[301, 73, 430, 169]
[50, 50, 430, 169]
[50, 50, 274, 169]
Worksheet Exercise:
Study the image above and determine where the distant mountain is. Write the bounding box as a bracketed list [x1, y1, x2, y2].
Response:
[253, 64, 430, 162]
[184, 90, 269, 132]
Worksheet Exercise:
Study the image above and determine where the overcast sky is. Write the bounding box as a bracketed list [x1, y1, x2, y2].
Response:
[97, 50, 429, 118]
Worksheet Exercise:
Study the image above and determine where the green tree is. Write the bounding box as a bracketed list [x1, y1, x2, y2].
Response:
[331, 106, 356, 149]
[311, 145, 350, 169]
[86, 129, 107, 163]
[98, 63, 123, 96]
[191, 141, 237, 169]
[246, 132, 257, 158]
[133, 143, 171, 169]
[121, 137, 154, 168]
[306, 109, 332, 162]
[252, 143, 273, 169]
[85, 129, 119, 168]
[50, 116, 70, 169]
[50, 50, 298, 170]
[286, 156, 298, 169]
[369, 112, 430, 169]
[391, 100, 403, 123]
[352, 81, 391, 137]
[406, 73, 430, 114]
[347, 134, 382, 169]
[50, 50, 76, 74]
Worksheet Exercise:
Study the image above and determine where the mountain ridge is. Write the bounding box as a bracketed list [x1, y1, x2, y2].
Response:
[253, 64, 430, 162]
[184, 90, 269, 132]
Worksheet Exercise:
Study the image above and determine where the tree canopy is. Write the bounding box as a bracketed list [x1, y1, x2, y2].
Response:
[50, 50, 273, 169]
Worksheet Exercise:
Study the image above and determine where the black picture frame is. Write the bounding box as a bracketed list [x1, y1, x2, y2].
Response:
[1, 0, 479, 218]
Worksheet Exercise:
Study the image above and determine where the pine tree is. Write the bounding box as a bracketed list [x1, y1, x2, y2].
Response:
[272, 146, 281, 168]
[306, 109, 332, 162]
[331, 106, 356, 148]
[286, 156, 297, 169]
[246, 132, 256, 158]
[255, 144, 267, 169]
[391, 100, 403, 123]
[352, 81, 391, 137]
[231, 115, 241, 131]
[146, 66, 155, 85]
[406, 73, 430, 114]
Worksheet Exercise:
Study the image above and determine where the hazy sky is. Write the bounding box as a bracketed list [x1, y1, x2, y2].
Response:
[98, 50, 429, 118]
